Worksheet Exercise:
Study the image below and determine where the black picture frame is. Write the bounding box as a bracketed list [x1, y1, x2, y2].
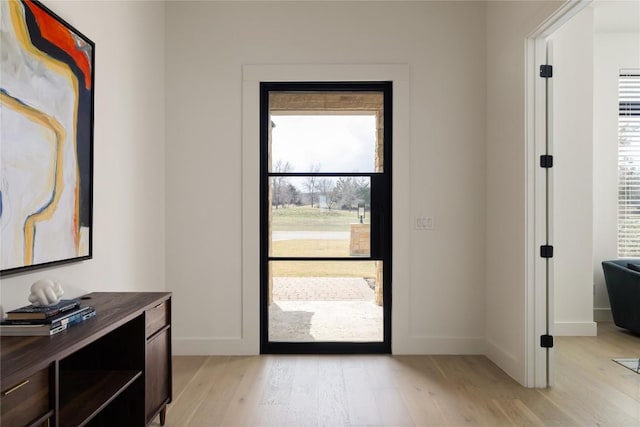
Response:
[0, 0, 94, 276]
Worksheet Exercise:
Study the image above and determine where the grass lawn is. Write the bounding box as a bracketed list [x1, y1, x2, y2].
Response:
[271, 240, 376, 278]
[271, 259, 377, 278]
[271, 205, 368, 231]
[270, 206, 375, 277]
[272, 239, 352, 258]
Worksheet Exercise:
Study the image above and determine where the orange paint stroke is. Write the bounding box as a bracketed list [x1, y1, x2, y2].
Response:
[24, 0, 92, 90]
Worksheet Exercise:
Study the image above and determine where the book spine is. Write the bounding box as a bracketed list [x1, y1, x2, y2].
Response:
[6, 301, 80, 319]
[45, 301, 81, 317]
[49, 310, 95, 336]
[5, 309, 59, 320]
[50, 308, 94, 329]
[49, 324, 68, 335]
[65, 310, 96, 328]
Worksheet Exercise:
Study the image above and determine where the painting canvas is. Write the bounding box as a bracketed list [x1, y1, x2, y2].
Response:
[0, 0, 94, 275]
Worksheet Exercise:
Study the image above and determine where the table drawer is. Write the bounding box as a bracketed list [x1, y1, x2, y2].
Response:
[1, 368, 50, 427]
[146, 300, 169, 338]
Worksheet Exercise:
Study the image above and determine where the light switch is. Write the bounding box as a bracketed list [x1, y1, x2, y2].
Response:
[415, 216, 434, 230]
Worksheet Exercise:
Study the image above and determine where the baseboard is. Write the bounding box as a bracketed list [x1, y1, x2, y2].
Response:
[172, 337, 258, 355]
[175, 335, 484, 356]
[553, 321, 597, 336]
[485, 338, 525, 386]
[593, 308, 613, 322]
[392, 335, 485, 355]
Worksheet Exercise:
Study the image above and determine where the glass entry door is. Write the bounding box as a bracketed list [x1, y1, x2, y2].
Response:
[260, 82, 392, 353]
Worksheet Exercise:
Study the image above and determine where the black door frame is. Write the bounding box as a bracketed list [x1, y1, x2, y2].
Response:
[259, 81, 392, 354]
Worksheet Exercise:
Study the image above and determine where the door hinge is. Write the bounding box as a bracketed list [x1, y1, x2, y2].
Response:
[540, 245, 554, 258]
[540, 65, 553, 78]
[540, 155, 553, 168]
[540, 334, 554, 348]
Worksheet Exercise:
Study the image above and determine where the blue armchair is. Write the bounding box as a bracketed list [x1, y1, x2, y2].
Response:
[601, 260, 640, 335]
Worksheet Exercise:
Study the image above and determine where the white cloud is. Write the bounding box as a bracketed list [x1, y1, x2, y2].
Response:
[271, 115, 376, 173]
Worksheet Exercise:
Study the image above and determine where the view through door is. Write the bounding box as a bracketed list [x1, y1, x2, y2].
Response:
[260, 82, 392, 353]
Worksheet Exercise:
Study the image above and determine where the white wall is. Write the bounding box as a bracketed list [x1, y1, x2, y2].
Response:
[485, 0, 564, 385]
[166, 1, 488, 355]
[550, 7, 597, 336]
[593, 3, 640, 321]
[0, 1, 166, 311]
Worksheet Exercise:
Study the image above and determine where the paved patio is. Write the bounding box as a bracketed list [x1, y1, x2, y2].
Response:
[272, 277, 374, 300]
[268, 277, 383, 342]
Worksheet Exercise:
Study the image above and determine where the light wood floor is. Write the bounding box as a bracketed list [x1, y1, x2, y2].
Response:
[156, 322, 640, 426]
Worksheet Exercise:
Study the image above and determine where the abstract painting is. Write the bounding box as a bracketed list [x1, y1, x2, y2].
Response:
[1, 0, 94, 275]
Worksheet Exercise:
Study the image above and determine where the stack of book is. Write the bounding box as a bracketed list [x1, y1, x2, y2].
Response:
[0, 299, 96, 336]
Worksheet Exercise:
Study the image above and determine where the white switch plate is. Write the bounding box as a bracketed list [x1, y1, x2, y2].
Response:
[415, 216, 434, 230]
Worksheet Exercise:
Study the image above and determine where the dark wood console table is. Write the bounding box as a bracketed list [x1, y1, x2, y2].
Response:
[1, 292, 172, 427]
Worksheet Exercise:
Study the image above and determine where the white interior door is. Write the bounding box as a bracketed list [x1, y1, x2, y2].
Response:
[544, 40, 555, 387]
[531, 36, 554, 388]
[527, 0, 593, 389]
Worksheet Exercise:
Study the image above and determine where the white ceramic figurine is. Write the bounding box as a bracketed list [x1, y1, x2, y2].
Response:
[28, 279, 64, 307]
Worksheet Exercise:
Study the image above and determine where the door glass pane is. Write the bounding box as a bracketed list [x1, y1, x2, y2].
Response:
[269, 176, 370, 257]
[270, 115, 378, 173]
[268, 91, 384, 173]
[268, 261, 383, 342]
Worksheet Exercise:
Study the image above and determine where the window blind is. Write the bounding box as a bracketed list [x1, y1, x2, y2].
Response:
[618, 71, 640, 257]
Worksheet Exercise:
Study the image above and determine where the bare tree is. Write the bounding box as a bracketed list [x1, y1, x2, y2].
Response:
[272, 160, 293, 209]
[354, 177, 370, 206]
[331, 177, 369, 211]
[334, 177, 356, 210]
[328, 184, 342, 210]
[317, 178, 335, 209]
[303, 163, 321, 208]
[286, 183, 301, 206]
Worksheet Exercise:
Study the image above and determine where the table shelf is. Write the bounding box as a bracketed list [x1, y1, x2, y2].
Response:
[60, 370, 142, 426]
